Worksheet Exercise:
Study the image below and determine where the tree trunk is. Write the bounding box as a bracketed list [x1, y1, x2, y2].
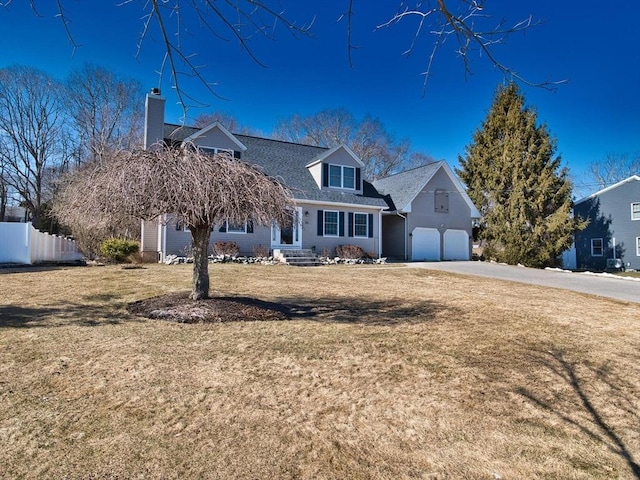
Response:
[190, 224, 211, 300]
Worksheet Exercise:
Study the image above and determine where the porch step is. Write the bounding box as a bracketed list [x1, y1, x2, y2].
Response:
[276, 249, 322, 267]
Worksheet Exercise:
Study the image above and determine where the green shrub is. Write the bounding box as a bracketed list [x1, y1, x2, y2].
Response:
[100, 238, 140, 262]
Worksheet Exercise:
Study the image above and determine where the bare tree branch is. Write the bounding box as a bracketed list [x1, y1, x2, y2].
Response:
[586, 153, 640, 189]
[374, 0, 567, 94]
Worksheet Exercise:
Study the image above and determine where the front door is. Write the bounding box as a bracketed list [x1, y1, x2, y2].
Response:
[271, 207, 302, 249]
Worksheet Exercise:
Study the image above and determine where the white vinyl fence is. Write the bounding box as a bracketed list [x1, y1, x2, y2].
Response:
[0, 222, 83, 265]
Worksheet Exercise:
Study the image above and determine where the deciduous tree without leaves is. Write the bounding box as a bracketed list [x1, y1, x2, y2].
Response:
[53, 146, 292, 300]
[0, 66, 70, 229]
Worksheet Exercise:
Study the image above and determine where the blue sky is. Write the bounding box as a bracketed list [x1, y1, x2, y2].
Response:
[1, 1, 638, 196]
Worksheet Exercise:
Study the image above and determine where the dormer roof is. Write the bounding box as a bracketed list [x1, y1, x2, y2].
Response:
[306, 144, 365, 168]
[160, 123, 387, 209]
[181, 122, 247, 151]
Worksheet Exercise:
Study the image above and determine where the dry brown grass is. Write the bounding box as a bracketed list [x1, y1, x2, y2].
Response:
[1, 263, 639, 479]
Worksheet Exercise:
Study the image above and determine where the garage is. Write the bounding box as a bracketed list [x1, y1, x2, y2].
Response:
[443, 229, 470, 260]
[411, 227, 440, 261]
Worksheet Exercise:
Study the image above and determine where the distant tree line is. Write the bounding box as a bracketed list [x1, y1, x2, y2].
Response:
[0, 64, 144, 233]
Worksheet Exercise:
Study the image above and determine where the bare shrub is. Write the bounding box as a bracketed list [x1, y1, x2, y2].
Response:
[336, 245, 364, 259]
[319, 247, 333, 258]
[252, 244, 269, 258]
[213, 241, 240, 257]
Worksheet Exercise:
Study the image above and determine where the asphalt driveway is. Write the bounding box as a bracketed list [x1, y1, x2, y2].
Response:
[405, 261, 640, 304]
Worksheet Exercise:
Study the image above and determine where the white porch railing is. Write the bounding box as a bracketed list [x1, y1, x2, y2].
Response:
[0, 222, 83, 265]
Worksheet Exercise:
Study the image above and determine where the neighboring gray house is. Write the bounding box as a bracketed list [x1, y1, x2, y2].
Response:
[571, 175, 640, 271]
[140, 90, 479, 261]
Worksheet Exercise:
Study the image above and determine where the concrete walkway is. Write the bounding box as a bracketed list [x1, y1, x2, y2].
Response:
[405, 261, 640, 304]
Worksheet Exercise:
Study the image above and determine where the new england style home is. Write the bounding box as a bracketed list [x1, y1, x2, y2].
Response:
[140, 90, 480, 262]
[563, 175, 640, 271]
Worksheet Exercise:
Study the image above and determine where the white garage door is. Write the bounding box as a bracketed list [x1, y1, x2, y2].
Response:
[411, 227, 440, 261]
[443, 229, 470, 260]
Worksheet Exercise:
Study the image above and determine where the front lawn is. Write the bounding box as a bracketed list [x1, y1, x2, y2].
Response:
[1, 263, 639, 479]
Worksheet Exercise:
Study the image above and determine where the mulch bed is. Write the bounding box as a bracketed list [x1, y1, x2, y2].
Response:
[127, 292, 291, 323]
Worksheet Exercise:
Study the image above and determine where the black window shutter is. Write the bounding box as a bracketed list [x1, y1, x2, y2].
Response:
[317, 210, 324, 236]
[348, 212, 354, 237]
[368, 213, 374, 238]
[322, 163, 329, 187]
[233, 151, 241, 159]
[247, 220, 253, 233]
[219, 223, 227, 233]
[356, 168, 361, 190]
[339, 212, 345, 237]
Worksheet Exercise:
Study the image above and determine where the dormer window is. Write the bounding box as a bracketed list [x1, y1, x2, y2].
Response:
[200, 147, 234, 156]
[329, 164, 356, 190]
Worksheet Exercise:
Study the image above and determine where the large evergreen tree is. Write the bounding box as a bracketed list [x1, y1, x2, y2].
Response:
[457, 83, 585, 268]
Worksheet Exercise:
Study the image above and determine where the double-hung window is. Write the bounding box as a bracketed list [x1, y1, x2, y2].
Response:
[201, 147, 233, 156]
[632, 202, 640, 220]
[636, 237, 640, 256]
[225, 221, 247, 234]
[175, 221, 189, 232]
[353, 213, 368, 237]
[323, 210, 339, 236]
[591, 238, 603, 257]
[329, 164, 355, 189]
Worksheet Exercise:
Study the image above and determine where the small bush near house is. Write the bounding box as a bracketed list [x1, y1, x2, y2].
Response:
[252, 244, 269, 258]
[336, 245, 364, 259]
[213, 241, 240, 257]
[319, 247, 333, 258]
[99, 238, 140, 263]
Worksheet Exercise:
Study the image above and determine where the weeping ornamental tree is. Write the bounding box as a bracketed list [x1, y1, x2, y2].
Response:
[54, 146, 291, 299]
[457, 83, 585, 268]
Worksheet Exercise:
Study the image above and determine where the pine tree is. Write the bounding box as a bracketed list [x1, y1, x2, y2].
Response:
[457, 83, 585, 268]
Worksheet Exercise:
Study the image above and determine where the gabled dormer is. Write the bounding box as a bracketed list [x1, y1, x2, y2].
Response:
[182, 122, 247, 159]
[306, 144, 365, 193]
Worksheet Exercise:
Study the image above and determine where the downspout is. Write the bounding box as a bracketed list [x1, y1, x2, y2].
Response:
[378, 209, 382, 258]
[158, 214, 167, 263]
[396, 212, 408, 261]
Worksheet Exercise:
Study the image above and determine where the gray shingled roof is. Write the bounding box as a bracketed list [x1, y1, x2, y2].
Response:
[163, 123, 388, 208]
[372, 162, 443, 212]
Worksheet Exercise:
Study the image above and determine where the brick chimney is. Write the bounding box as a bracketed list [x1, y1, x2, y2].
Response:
[144, 88, 165, 150]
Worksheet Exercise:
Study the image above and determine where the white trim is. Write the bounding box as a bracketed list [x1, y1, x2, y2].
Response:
[296, 199, 384, 211]
[305, 144, 366, 168]
[323, 210, 340, 237]
[636, 237, 640, 256]
[271, 206, 302, 249]
[575, 175, 640, 205]
[329, 163, 356, 190]
[352, 212, 369, 238]
[182, 122, 247, 151]
[225, 220, 247, 234]
[200, 146, 234, 156]
[160, 214, 167, 262]
[378, 210, 383, 258]
[591, 238, 603, 257]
